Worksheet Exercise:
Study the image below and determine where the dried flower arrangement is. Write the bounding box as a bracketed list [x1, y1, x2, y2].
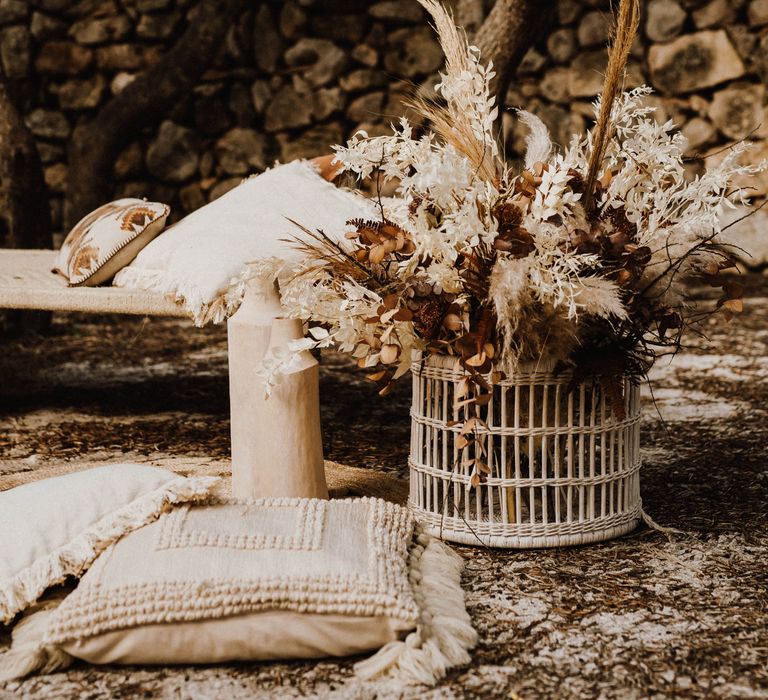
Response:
[268, 0, 763, 418]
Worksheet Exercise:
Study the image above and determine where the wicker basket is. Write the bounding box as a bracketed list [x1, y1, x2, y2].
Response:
[408, 354, 642, 548]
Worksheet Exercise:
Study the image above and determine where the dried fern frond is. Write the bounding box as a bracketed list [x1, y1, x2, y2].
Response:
[283, 218, 374, 284]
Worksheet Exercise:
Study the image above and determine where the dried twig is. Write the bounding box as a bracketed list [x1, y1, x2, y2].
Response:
[683, 126, 761, 162]
[721, 197, 768, 232]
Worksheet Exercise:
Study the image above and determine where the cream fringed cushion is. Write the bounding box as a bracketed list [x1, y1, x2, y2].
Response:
[1, 498, 477, 686]
[53, 199, 169, 286]
[0, 464, 220, 625]
[112, 160, 377, 326]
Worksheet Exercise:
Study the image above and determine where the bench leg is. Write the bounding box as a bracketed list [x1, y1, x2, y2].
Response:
[227, 284, 328, 499]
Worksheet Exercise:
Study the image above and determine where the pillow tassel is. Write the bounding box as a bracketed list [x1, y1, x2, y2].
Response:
[354, 530, 477, 685]
[0, 593, 73, 682]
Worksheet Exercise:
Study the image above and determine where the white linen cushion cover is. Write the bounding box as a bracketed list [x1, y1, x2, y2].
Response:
[0, 464, 220, 625]
[112, 160, 377, 326]
[1, 497, 477, 686]
[53, 199, 169, 286]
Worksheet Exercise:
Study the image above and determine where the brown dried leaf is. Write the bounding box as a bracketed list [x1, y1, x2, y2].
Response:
[455, 435, 471, 449]
[380, 344, 399, 364]
[443, 313, 463, 332]
[465, 352, 486, 367]
[721, 298, 743, 313]
[474, 393, 492, 406]
[369, 245, 387, 265]
[393, 307, 414, 322]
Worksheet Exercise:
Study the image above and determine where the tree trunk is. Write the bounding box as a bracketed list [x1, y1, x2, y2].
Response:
[65, 0, 249, 229]
[0, 75, 52, 336]
[454, 0, 485, 34]
[0, 81, 51, 250]
[473, 0, 557, 105]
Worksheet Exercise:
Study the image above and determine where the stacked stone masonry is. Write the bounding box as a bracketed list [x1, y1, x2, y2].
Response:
[2, 0, 767, 260]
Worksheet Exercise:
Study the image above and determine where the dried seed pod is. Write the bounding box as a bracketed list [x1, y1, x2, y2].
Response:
[412, 298, 449, 339]
[490, 200, 523, 230]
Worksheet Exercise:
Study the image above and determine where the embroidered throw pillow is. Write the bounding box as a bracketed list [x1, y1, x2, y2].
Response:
[53, 199, 169, 287]
[1, 498, 477, 686]
[0, 464, 220, 625]
[112, 161, 378, 325]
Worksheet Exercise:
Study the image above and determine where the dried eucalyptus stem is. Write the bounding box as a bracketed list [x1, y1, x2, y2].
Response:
[583, 0, 641, 213]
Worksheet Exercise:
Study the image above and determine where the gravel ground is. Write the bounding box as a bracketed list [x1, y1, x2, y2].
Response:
[1, 275, 766, 700]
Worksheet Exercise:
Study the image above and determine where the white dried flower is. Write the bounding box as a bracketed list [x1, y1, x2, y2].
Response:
[516, 110, 553, 170]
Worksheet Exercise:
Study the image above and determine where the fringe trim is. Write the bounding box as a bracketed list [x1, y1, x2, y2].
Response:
[354, 528, 477, 686]
[114, 259, 296, 328]
[0, 591, 73, 682]
[0, 475, 220, 628]
[112, 266, 212, 327]
[641, 506, 685, 537]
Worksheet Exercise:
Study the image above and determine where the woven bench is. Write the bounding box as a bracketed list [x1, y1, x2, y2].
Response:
[0, 250, 185, 317]
[0, 248, 327, 499]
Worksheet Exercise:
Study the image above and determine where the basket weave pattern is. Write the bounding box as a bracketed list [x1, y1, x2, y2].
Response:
[408, 355, 642, 548]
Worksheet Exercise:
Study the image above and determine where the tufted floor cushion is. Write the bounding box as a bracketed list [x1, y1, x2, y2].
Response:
[1, 497, 477, 686]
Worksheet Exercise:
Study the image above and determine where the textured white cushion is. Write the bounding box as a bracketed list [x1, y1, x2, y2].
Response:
[0, 464, 219, 625]
[2, 498, 477, 686]
[112, 161, 376, 325]
[50, 498, 419, 648]
[54, 199, 169, 286]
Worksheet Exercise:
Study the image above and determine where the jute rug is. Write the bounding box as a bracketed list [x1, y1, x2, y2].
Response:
[0, 457, 408, 504]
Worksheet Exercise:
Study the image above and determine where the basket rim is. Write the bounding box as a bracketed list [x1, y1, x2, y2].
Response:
[410, 352, 646, 390]
[412, 352, 560, 375]
[410, 502, 642, 548]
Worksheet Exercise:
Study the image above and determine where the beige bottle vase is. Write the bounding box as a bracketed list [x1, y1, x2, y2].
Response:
[228, 280, 328, 499]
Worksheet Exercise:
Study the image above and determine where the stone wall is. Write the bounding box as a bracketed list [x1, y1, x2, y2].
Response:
[2, 0, 767, 256]
[506, 0, 768, 256]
